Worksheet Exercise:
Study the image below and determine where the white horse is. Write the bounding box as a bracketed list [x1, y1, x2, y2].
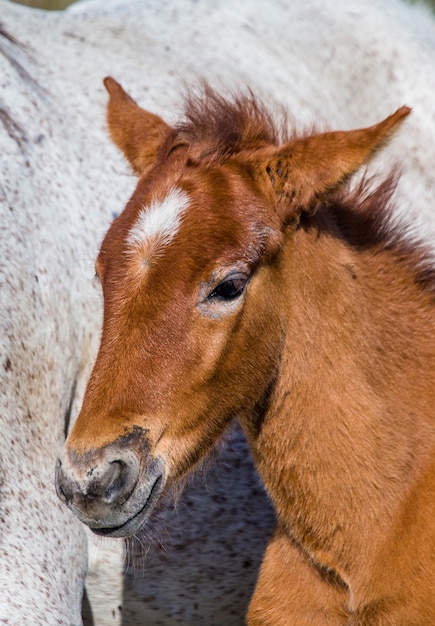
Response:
[1, 0, 435, 624]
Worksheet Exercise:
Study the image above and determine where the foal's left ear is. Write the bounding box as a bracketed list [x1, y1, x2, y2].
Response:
[249, 106, 411, 224]
[103, 77, 172, 176]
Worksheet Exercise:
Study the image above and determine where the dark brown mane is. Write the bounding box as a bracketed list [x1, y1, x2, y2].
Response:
[0, 22, 39, 88]
[304, 175, 435, 295]
[166, 84, 290, 163]
[0, 22, 42, 148]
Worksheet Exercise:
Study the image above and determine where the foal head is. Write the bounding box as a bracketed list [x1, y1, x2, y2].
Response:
[55, 78, 409, 536]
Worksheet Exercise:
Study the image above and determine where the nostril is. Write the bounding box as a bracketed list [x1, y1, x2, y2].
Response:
[100, 461, 123, 503]
[55, 459, 72, 505]
[101, 459, 136, 505]
[57, 482, 68, 503]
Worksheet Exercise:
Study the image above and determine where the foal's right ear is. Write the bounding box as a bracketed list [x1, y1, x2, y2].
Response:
[103, 77, 171, 176]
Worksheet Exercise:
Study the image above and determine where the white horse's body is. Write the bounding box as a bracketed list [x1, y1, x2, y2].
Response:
[1, 0, 434, 623]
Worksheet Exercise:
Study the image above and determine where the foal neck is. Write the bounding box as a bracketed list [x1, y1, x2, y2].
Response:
[243, 200, 435, 583]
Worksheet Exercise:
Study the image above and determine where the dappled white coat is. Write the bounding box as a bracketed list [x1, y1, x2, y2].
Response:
[1, 0, 434, 624]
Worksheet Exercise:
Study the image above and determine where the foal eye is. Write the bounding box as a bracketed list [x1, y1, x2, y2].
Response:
[208, 275, 248, 301]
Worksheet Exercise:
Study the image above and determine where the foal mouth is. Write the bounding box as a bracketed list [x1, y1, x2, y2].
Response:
[91, 473, 164, 538]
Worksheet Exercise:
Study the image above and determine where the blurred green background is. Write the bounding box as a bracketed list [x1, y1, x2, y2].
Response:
[8, 0, 435, 10]
[11, 0, 76, 9]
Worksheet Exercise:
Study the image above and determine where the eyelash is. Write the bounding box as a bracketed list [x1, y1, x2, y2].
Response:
[208, 274, 249, 301]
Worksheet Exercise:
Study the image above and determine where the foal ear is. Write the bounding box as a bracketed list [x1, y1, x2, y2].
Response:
[251, 106, 411, 224]
[103, 77, 172, 176]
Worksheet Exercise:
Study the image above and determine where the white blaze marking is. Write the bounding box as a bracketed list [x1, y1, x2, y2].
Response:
[127, 187, 190, 260]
